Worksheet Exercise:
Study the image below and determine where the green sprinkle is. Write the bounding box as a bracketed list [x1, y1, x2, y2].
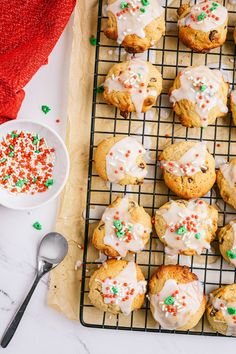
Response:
[141, 0, 149, 5]
[111, 286, 118, 294]
[9, 144, 14, 150]
[41, 105, 51, 114]
[0, 158, 7, 163]
[3, 175, 10, 180]
[89, 36, 97, 46]
[33, 135, 40, 145]
[128, 225, 133, 232]
[164, 295, 175, 305]
[16, 180, 25, 188]
[197, 12, 207, 21]
[96, 85, 104, 93]
[195, 233, 201, 240]
[121, 1, 128, 8]
[176, 226, 187, 235]
[113, 220, 122, 230]
[212, 2, 219, 6]
[44, 178, 54, 187]
[35, 149, 40, 154]
[33, 222, 42, 231]
[200, 85, 207, 92]
[140, 7, 146, 12]
[227, 307, 236, 315]
[9, 151, 14, 157]
[11, 132, 18, 139]
[116, 230, 125, 239]
[226, 249, 236, 259]
[33, 177, 38, 183]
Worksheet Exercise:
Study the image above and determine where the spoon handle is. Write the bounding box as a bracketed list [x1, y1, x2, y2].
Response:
[1, 275, 40, 348]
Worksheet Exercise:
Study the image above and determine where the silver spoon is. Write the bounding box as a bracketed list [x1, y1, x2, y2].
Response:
[0, 232, 68, 348]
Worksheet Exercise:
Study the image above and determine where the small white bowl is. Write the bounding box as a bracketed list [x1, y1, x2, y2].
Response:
[0, 120, 70, 210]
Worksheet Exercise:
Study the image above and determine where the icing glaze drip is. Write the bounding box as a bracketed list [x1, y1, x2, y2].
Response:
[211, 295, 236, 336]
[104, 59, 156, 113]
[106, 136, 147, 183]
[226, 221, 236, 266]
[99, 261, 147, 315]
[102, 197, 151, 256]
[178, 1, 228, 32]
[150, 279, 203, 329]
[170, 66, 228, 127]
[160, 142, 208, 177]
[220, 161, 236, 188]
[107, 0, 164, 44]
[156, 200, 213, 255]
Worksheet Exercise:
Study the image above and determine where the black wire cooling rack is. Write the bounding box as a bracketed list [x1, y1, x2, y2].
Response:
[80, 0, 236, 336]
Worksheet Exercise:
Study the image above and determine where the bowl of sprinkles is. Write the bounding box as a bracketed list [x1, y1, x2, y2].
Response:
[0, 120, 69, 209]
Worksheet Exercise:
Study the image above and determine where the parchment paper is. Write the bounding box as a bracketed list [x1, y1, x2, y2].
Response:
[48, 0, 236, 324]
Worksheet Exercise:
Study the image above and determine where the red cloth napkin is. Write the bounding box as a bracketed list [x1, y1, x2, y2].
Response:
[0, 0, 76, 124]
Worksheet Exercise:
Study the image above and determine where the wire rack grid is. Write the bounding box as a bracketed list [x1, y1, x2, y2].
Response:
[80, 0, 236, 337]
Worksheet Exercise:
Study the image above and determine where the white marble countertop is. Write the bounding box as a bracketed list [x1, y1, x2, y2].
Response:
[0, 14, 235, 354]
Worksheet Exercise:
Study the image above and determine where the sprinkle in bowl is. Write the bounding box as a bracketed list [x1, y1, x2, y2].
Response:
[0, 120, 70, 210]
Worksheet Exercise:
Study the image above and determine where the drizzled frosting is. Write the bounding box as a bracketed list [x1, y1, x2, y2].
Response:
[104, 59, 157, 113]
[220, 160, 236, 189]
[160, 142, 208, 177]
[98, 261, 147, 315]
[102, 197, 151, 256]
[107, 0, 164, 44]
[150, 279, 204, 329]
[106, 136, 147, 183]
[225, 221, 236, 266]
[156, 200, 213, 255]
[170, 66, 228, 127]
[210, 294, 236, 336]
[178, 1, 228, 32]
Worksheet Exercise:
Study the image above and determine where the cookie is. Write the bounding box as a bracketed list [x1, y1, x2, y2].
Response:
[104, 0, 165, 53]
[103, 58, 162, 117]
[234, 26, 236, 44]
[88, 260, 146, 315]
[177, 1, 228, 52]
[159, 141, 216, 199]
[169, 66, 228, 128]
[94, 136, 147, 185]
[218, 220, 236, 267]
[230, 90, 236, 125]
[149, 265, 206, 330]
[206, 284, 236, 336]
[217, 158, 236, 210]
[154, 199, 218, 256]
[92, 196, 152, 257]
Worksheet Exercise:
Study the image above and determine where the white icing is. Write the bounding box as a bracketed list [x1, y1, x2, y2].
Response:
[231, 90, 236, 105]
[107, 0, 164, 44]
[102, 197, 151, 257]
[210, 295, 236, 336]
[178, 1, 228, 32]
[170, 66, 228, 127]
[220, 161, 236, 188]
[106, 136, 147, 183]
[104, 58, 156, 113]
[150, 279, 204, 329]
[100, 261, 147, 315]
[160, 142, 208, 177]
[156, 200, 213, 255]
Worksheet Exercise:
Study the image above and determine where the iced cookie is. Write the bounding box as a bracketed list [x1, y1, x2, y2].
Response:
[88, 260, 146, 315]
[92, 196, 152, 257]
[217, 158, 236, 210]
[206, 284, 236, 336]
[154, 199, 218, 256]
[103, 58, 162, 118]
[104, 0, 165, 53]
[149, 265, 206, 330]
[169, 66, 228, 128]
[94, 136, 147, 185]
[177, 1, 228, 52]
[159, 141, 216, 199]
[230, 90, 236, 125]
[218, 220, 236, 267]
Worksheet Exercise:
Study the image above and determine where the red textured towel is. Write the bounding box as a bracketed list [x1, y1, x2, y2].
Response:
[0, 0, 76, 124]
